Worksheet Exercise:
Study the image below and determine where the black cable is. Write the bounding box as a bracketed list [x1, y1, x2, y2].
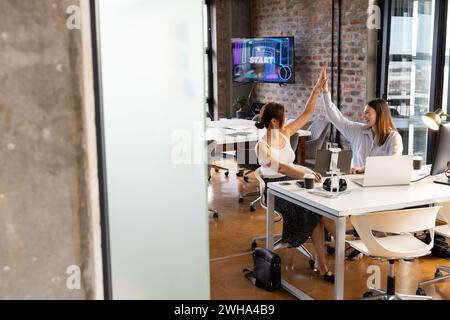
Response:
[411, 174, 431, 183]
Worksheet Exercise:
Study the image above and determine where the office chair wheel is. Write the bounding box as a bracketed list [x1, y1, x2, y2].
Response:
[363, 291, 373, 298]
[225, 171, 229, 177]
[326, 246, 335, 255]
[215, 169, 219, 173]
[251, 241, 258, 251]
[309, 259, 315, 270]
[236, 170, 244, 177]
[416, 287, 427, 296]
[435, 270, 444, 278]
[244, 176, 249, 182]
[250, 205, 256, 212]
[239, 197, 244, 203]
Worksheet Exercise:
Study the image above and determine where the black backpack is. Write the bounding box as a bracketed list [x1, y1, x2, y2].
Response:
[243, 248, 281, 291]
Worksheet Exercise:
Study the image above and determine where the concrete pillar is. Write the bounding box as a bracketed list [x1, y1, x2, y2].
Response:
[0, 0, 102, 299]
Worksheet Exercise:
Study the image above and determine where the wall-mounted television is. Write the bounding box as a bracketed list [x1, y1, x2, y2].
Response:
[232, 37, 295, 84]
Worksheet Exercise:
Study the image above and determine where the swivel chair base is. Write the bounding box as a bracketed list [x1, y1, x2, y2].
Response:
[213, 165, 229, 177]
[417, 266, 450, 296]
[208, 208, 219, 219]
[362, 260, 432, 300]
[363, 288, 432, 300]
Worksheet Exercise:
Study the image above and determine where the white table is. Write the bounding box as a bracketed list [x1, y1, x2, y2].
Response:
[265, 167, 450, 300]
[206, 119, 311, 164]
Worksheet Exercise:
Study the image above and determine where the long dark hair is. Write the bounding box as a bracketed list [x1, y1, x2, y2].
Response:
[367, 99, 396, 146]
[255, 102, 285, 129]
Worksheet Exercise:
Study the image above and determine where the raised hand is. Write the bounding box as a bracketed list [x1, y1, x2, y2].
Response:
[313, 67, 327, 93]
[322, 76, 329, 93]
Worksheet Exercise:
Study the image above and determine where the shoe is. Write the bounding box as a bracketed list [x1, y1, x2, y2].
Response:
[314, 262, 335, 284]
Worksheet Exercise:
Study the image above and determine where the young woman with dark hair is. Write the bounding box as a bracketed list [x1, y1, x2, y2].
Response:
[254, 68, 337, 283]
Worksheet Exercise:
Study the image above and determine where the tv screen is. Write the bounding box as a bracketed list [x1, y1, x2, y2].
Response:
[232, 37, 295, 84]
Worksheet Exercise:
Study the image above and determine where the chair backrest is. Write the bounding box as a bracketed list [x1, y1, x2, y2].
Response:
[350, 206, 441, 258]
[254, 167, 266, 199]
[305, 123, 331, 159]
[438, 202, 450, 224]
[309, 119, 330, 141]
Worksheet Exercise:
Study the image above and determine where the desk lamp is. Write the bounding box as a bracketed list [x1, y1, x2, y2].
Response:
[422, 108, 450, 185]
[422, 108, 449, 131]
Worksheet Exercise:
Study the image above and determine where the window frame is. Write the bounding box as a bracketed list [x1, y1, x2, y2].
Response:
[205, 0, 214, 119]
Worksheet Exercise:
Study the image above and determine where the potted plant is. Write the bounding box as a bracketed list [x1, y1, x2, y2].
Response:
[233, 96, 248, 119]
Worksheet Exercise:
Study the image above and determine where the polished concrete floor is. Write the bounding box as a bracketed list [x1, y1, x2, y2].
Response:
[208, 158, 450, 300]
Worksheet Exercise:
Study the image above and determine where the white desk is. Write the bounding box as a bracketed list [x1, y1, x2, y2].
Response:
[265, 168, 450, 300]
[206, 119, 311, 164]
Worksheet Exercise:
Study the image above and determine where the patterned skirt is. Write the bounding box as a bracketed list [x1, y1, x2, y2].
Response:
[263, 176, 320, 247]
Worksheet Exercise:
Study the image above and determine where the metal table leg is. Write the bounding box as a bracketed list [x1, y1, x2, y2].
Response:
[334, 216, 346, 300]
[266, 190, 275, 249]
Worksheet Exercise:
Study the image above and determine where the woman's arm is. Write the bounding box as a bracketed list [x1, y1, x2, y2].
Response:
[284, 67, 327, 137]
[322, 80, 365, 141]
[279, 163, 322, 182]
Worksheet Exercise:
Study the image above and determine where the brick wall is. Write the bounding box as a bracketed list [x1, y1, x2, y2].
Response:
[214, 0, 231, 119]
[250, 0, 370, 124]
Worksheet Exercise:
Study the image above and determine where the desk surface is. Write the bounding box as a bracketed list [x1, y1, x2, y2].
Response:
[268, 169, 450, 217]
[206, 119, 311, 146]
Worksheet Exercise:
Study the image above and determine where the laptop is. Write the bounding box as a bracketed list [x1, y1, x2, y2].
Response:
[352, 155, 414, 187]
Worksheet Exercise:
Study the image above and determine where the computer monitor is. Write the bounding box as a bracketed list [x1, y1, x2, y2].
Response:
[431, 122, 450, 185]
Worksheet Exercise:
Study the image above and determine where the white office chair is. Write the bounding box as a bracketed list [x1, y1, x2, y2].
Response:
[347, 206, 441, 300]
[417, 202, 450, 295]
[240, 133, 301, 212]
[435, 202, 450, 238]
[251, 168, 316, 269]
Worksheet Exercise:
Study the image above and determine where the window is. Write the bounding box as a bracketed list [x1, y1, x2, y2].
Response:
[379, 0, 448, 162]
[387, 0, 435, 158]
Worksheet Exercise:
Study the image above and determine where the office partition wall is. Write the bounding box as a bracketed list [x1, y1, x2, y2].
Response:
[93, 0, 209, 299]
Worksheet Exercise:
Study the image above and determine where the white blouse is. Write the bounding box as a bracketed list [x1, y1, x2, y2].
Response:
[323, 93, 404, 167]
[255, 132, 296, 179]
